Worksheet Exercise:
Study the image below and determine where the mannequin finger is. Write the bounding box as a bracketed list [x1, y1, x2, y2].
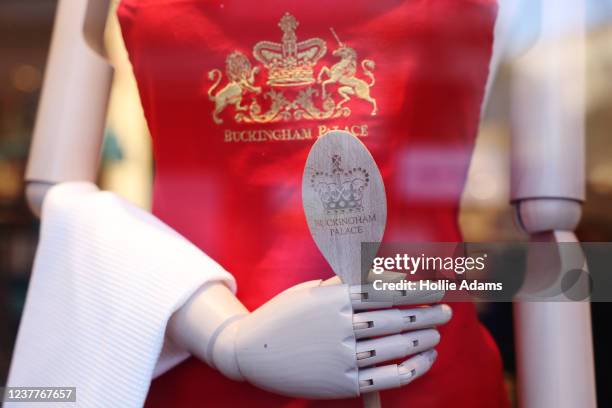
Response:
[350, 281, 445, 311]
[358, 349, 438, 393]
[281, 279, 324, 293]
[353, 304, 452, 339]
[355, 329, 440, 367]
[321, 276, 343, 286]
[365, 270, 407, 283]
[322, 271, 407, 287]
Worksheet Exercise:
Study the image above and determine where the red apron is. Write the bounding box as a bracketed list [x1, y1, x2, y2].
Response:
[117, 1, 509, 406]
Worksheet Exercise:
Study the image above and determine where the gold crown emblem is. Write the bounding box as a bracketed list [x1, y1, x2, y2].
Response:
[253, 13, 327, 87]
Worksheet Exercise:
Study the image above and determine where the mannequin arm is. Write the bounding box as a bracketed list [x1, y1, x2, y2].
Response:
[25, 0, 113, 216]
[507, 0, 597, 407]
[169, 277, 451, 398]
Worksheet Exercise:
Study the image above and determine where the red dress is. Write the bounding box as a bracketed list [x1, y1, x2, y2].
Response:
[117, 0, 509, 406]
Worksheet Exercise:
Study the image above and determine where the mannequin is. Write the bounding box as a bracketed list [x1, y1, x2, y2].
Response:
[18, 0, 596, 407]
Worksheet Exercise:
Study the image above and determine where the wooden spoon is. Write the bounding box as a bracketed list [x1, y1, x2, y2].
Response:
[302, 130, 387, 408]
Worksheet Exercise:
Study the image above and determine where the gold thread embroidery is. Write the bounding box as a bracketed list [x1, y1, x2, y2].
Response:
[206, 13, 377, 125]
[208, 51, 261, 124]
[253, 13, 326, 87]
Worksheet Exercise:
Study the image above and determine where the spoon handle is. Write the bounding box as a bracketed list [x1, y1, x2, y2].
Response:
[363, 390, 382, 408]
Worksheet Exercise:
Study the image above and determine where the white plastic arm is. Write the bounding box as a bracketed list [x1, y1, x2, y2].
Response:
[25, 0, 113, 216]
[508, 1, 597, 407]
[510, 0, 585, 233]
[169, 279, 451, 399]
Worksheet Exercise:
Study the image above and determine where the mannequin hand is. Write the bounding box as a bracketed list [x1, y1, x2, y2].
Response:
[209, 278, 451, 399]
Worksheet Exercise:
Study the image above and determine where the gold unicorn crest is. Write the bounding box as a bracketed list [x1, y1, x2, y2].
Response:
[207, 13, 377, 125]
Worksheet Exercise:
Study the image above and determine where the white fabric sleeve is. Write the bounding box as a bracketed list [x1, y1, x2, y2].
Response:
[6, 182, 236, 408]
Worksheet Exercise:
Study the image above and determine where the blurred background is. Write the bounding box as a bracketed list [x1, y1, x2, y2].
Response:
[0, 1, 610, 406]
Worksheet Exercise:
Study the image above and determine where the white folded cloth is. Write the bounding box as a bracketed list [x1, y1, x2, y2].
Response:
[6, 182, 236, 407]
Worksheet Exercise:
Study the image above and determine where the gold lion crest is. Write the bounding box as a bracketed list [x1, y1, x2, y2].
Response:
[206, 13, 377, 125]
